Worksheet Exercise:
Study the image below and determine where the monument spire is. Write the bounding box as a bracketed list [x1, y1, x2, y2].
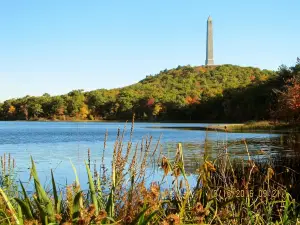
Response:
[205, 16, 214, 66]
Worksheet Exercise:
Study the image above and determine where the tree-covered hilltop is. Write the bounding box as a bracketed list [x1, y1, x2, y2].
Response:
[0, 62, 299, 123]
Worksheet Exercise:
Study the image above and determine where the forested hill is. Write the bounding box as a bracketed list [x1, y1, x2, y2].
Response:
[1, 62, 299, 123]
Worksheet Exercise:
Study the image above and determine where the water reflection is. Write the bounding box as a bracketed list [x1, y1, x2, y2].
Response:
[160, 131, 300, 174]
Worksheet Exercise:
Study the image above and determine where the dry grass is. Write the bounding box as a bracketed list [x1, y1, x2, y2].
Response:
[225, 121, 297, 131]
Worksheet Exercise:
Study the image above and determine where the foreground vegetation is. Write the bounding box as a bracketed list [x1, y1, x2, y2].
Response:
[0, 59, 299, 124]
[0, 122, 300, 224]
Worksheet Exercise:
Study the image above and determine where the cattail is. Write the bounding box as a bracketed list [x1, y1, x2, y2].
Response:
[101, 164, 107, 186]
[3, 153, 5, 174]
[116, 127, 120, 140]
[1, 156, 3, 172]
[161, 156, 170, 176]
[101, 130, 108, 182]
[112, 128, 120, 173]
[94, 160, 98, 190]
[88, 148, 91, 169]
[145, 138, 149, 150]
[129, 142, 139, 174]
[146, 136, 153, 152]
[8, 153, 10, 167]
[139, 136, 152, 179]
[139, 137, 144, 162]
[129, 113, 135, 142]
[113, 140, 118, 162]
[93, 160, 97, 177]
[103, 129, 108, 157]
[8, 153, 11, 173]
[152, 134, 162, 157]
[124, 141, 132, 165]
[179, 179, 183, 189]
[103, 129, 108, 150]
[118, 122, 127, 152]
[156, 144, 163, 165]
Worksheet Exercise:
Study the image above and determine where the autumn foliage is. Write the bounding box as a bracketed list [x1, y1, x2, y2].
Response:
[185, 96, 199, 105]
[276, 77, 300, 123]
[147, 98, 155, 106]
[8, 105, 16, 115]
[0, 61, 299, 123]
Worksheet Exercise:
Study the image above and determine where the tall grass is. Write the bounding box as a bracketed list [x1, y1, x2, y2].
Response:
[226, 120, 299, 131]
[0, 153, 17, 195]
[0, 120, 299, 224]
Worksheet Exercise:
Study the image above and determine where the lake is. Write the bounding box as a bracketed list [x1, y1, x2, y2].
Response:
[0, 121, 299, 190]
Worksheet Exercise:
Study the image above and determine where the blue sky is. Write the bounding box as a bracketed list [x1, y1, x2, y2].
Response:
[0, 0, 299, 101]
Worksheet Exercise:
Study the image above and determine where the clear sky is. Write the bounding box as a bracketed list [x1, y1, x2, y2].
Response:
[0, 0, 299, 102]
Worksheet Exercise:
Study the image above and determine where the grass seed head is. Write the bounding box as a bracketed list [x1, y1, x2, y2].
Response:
[161, 156, 170, 175]
[162, 214, 180, 225]
[205, 160, 216, 172]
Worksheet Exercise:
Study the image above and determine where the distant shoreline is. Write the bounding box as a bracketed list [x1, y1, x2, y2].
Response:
[0, 119, 299, 132]
[0, 117, 243, 123]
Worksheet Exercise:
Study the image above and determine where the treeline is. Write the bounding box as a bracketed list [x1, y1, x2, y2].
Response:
[0, 61, 299, 123]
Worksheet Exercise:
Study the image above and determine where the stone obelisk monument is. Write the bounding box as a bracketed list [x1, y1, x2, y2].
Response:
[205, 16, 214, 66]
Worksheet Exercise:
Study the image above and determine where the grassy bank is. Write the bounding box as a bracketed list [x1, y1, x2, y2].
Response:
[206, 121, 300, 132]
[0, 123, 300, 224]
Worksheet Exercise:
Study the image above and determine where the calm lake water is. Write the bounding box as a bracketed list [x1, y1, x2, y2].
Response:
[0, 121, 299, 190]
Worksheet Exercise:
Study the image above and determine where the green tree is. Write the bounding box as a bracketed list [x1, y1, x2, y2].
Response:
[66, 90, 85, 117]
[50, 96, 66, 117]
[28, 102, 43, 118]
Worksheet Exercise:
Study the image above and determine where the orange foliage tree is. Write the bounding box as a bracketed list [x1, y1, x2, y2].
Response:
[185, 96, 199, 105]
[8, 105, 16, 115]
[79, 104, 89, 119]
[276, 77, 300, 123]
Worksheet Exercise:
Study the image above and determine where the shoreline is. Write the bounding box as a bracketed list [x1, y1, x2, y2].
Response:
[208, 121, 300, 132]
[0, 119, 299, 132]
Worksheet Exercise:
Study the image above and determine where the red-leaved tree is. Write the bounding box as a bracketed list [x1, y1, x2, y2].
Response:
[276, 77, 300, 123]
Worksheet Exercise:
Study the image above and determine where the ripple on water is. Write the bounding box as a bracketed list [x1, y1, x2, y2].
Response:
[0, 121, 298, 190]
